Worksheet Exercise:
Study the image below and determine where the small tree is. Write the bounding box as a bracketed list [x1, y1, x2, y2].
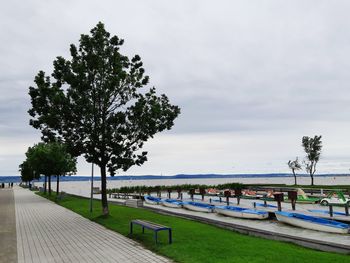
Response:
[302, 135, 322, 186]
[287, 157, 302, 185]
[25, 142, 77, 195]
[50, 143, 77, 194]
[28, 22, 180, 214]
[19, 160, 40, 184]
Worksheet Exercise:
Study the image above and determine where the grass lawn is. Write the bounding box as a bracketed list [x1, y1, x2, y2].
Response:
[247, 184, 350, 190]
[37, 192, 349, 263]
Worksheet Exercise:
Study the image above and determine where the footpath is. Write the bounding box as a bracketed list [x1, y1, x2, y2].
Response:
[14, 187, 171, 263]
[0, 189, 17, 263]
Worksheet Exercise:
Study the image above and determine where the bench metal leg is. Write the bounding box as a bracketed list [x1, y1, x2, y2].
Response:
[130, 222, 133, 235]
[168, 229, 172, 244]
[142, 227, 145, 234]
[155, 231, 158, 244]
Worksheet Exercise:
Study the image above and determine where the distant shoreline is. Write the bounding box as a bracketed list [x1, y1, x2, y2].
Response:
[1, 173, 349, 183]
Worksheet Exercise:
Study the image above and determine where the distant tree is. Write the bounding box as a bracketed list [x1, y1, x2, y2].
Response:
[25, 142, 77, 195]
[50, 143, 77, 194]
[19, 160, 40, 183]
[302, 135, 322, 186]
[287, 157, 302, 185]
[28, 22, 180, 214]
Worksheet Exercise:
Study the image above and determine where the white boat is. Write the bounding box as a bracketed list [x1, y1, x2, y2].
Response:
[307, 209, 350, 223]
[162, 199, 183, 208]
[183, 201, 215, 213]
[144, 195, 162, 205]
[275, 211, 349, 234]
[215, 205, 269, 219]
[254, 203, 278, 212]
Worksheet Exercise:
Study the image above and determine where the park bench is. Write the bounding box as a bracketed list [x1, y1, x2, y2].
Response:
[125, 199, 143, 208]
[129, 219, 172, 244]
[92, 187, 101, 194]
[57, 191, 66, 200]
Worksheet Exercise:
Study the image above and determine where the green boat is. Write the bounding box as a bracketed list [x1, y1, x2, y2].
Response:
[320, 191, 350, 206]
[284, 188, 320, 204]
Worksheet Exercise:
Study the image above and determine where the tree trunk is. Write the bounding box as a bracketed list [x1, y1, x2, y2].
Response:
[100, 165, 109, 215]
[56, 175, 60, 194]
[44, 175, 47, 194]
[310, 173, 314, 186]
[48, 176, 52, 195]
[293, 170, 297, 185]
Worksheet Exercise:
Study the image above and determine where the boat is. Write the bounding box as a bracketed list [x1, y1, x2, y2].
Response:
[215, 205, 269, 219]
[284, 188, 320, 204]
[259, 190, 276, 201]
[182, 201, 215, 213]
[162, 199, 183, 208]
[308, 209, 350, 223]
[275, 211, 349, 234]
[320, 191, 350, 206]
[144, 195, 162, 205]
[241, 190, 265, 200]
[207, 188, 220, 196]
[255, 203, 278, 208]
[308, 209, 348, 216]
[254, 203, 278, 212]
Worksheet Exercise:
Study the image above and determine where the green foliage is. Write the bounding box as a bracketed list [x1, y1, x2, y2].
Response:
[24, 142, 77, 177]
[28, 22, 180, 172]
[106, 183, 244, 194]
[28, 22, 180, 213]
[38, 192, 349, 263]
[19, 160, 39, 182]
[302, 135, 322, 185]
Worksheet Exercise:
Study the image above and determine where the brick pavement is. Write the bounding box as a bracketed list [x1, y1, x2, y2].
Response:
[0, 189, 17, 263]
[14, 187, 171, 263]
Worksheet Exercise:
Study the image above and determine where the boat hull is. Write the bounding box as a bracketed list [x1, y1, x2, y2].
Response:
[144, 199, 159, 205]
[162, 201, 182, 208]
[144, 196, 161, 205]
[183, 203, 214, 213]
[275, 212, 349, 234]
[215, 207, 268, 219]
[307, 210, 350, 223]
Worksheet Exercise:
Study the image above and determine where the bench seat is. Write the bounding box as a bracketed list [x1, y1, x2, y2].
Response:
[129, 219, 172, 244]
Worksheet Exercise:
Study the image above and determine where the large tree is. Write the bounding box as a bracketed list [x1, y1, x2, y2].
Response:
[24, 142, 77, 195]
[28, 22, 180, 215]
[302, 135, 322, 186]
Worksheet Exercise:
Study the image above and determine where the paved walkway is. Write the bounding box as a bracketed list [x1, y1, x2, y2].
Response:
[14, 188, 171, 263]
[0, 189, 17, 263]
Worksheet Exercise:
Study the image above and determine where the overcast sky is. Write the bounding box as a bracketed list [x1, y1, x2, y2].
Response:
[1, 0, 350, 176]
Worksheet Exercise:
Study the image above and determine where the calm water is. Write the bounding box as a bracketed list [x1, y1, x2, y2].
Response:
[2, 173, 350, 184]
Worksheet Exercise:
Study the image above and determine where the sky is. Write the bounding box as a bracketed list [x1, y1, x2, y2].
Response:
[1, 0, 350, 176]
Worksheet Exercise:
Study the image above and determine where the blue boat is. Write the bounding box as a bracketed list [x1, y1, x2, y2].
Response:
[308, 209, 347, 216]
[307, 209, 350, 223]
[183, 201, 215, 213]
[255, 203, 278, 208]
[162, 199, 183, 208]
[275, 211, 349, 234]
[215, 205, 269, 219]
[144, 195, 162, 205]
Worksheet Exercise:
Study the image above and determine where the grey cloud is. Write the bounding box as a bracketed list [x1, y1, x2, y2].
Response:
[2, 0, 350, 175]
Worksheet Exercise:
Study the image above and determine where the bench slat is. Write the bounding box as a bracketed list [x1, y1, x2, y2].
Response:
[132, 219, 169, 230]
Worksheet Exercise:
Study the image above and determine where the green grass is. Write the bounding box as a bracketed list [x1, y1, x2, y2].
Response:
[37, 192, 349, 263]
[248, 184, 350, 190]
[298, 185, 350, 190]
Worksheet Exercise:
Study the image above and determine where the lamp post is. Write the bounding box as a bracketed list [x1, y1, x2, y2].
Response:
[90, 163, 94, 213]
